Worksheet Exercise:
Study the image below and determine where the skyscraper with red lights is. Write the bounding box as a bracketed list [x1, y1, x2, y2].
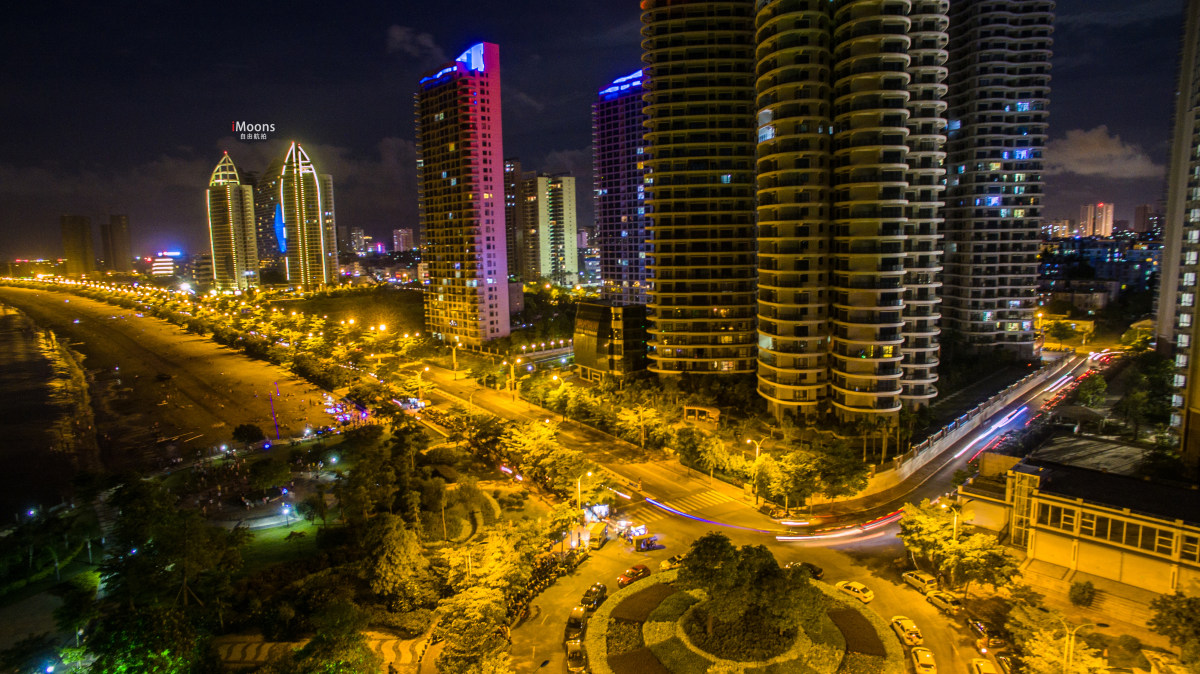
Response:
[416, 42, 511, 345]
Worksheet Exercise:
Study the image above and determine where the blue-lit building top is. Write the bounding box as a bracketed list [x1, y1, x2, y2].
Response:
[593, 68, 648, 305]
[599, 69, 643, 100]
[419, 42, 488, 89]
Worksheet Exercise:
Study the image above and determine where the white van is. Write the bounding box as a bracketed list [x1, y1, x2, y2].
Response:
[902, 570, 938, 593]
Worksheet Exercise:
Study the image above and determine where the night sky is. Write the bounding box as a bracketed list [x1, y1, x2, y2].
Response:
[0, 0, 1184, 260]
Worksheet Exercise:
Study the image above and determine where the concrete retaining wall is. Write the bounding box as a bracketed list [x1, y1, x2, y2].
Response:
[817, 357, 1077, 502]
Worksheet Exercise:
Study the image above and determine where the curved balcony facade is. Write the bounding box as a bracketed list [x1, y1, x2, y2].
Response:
[642, 0, 759, 375]
[828, 0, 912, 418]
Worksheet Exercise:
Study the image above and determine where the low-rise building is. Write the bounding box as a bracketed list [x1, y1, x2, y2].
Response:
[960, 457, 1200, 622]
[573, 301, 647, 385]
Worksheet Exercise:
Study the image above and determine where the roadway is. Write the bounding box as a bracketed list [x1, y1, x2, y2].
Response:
[413, 354, 1099, 672]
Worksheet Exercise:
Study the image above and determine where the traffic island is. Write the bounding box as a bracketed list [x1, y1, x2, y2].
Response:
[584, 570, 905, 674]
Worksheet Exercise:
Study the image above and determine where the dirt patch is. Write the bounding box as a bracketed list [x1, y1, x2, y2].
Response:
[608, 646, 671, 674]
[610, 583, 677, 622]
[827, 607, 886, 657]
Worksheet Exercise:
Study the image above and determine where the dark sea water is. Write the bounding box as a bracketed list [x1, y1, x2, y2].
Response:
[0, 305, 84, 518]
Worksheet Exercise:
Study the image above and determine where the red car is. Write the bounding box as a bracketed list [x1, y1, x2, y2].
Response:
[617, 564, 651, 588]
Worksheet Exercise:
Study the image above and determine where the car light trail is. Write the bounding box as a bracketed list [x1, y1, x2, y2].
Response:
[1043, 374, 1073, 393]
[775, 509, 904, 541]
[645, 498, 776, 534]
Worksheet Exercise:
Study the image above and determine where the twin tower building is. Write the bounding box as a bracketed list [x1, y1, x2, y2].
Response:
[422, 0, 1052, 423]
[205, 144, 338, 292]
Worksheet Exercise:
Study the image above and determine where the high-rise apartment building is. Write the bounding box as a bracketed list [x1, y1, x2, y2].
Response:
[641, 0, 758, 376]
[941, 0, 1051, 357]
[60, 215, 94, 276]
[1079, 202, 1114, 237]
[252, 157, 285, 266]
[416, 42, 510, 345]
[100, 215, 133, 272]
[279, 142, 338, 290]
[594, 69, 649, 305]
[520, 173, 579, 286]
[350, 227, 367, 255]
[1157, 0, 1200, 465]
[1135, 204, 1153, 234]
[754, 0, 948, 421]
[393, 228, 415, 251]
[503, 158, 525, 280]
[206, 153, 259, 291]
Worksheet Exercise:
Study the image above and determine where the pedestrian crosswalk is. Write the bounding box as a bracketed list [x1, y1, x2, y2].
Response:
[623, 489, 740, 523]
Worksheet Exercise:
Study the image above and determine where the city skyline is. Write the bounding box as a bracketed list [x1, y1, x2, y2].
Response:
[0, 0, 1184, 260]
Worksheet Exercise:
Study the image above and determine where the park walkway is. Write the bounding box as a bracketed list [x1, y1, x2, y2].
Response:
[213, 630, 431, 671]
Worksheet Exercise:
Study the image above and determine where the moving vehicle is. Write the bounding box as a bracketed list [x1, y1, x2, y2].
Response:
[925, 590, 963, 615]
[617, 564, 651, 588]
[969, 659, 999, 674]
[890, 616, 924, 646]
[910, 646, 937, 674]
[659, 554, 685, 571]
[835, 581, 874, 603]
[580, 583, 607, 612]
[564, 606, 588, 641]
[565, 639, 587, 673]
[902, 570, 938, 592]
[785, 561, 824, 579]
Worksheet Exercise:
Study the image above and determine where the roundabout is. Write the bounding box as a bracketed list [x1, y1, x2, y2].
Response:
[585, 568, 906, 673]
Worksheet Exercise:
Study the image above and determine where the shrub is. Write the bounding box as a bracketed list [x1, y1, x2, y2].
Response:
[1069, 580, 1096, 607]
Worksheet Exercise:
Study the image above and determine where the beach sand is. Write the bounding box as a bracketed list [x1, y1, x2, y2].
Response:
[0, 286, 336, 473]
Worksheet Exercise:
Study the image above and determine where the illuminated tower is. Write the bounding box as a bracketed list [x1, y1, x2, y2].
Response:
[520, 173, 578, 286]
[1158, 0, 1200, 464]
[416, 42, 511, 345]
[754, 0, 947, 422]
[206, 153, 259, 291]
[943, 0, 1053, 356]
[755, 0, 834, 416]
[253, 156, 285, 267]
[503, 158, 525, 281]
[279, 142, 337, 290]
[900, 0, 949, 406]
[593, 69, 649, 305]
[642, 0, 758, 375]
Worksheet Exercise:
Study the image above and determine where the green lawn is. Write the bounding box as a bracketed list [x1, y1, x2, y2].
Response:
[240, 520, 320, 573]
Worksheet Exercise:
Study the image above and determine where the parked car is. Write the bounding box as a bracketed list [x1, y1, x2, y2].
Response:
[565, 639, 587, 673]
[969, 659, 999, 674]
[785, 561, 825, 579]
[659, 554, 685, 571]
[967, 618, 1007, 653]
[995, 651, 1023, 674]
[617, 564, 651, 588]
[580, 583, 607, 612]
[902, 570, 938, 593]
[835, 581, 874, 603]
[564, 606, 588, 641]
[910, 646, 937, 674]
[890, 616, 924, 646]
[925, 590, 963, 615]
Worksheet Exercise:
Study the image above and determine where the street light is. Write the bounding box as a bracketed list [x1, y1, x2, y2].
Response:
[940, 498, 974, 541]
[746, 436, 766, 504]
[577, 471, 593, 512]
[417, 366, 430, 400]
[1061, 621, 1104, 673]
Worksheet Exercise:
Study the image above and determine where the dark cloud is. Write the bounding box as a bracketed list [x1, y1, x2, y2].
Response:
[385, 25, 447, 64]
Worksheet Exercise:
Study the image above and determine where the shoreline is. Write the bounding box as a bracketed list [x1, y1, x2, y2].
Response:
[0, 304, 100, 514]
[0, 286, 336, 477]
